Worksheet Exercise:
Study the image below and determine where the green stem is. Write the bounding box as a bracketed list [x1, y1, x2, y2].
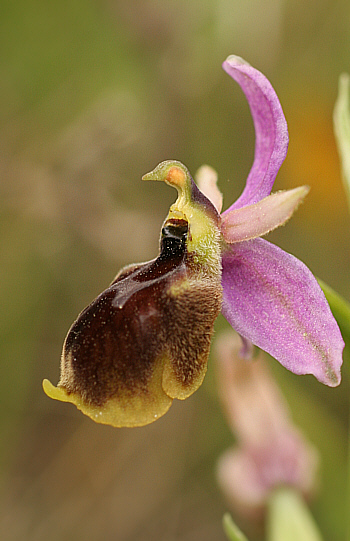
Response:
[267, 487, 324, 541]
[222, 513, 249, 541]
[333, 72, 350, 211]
[347, 402, 350, 541]
[317, 279, 350, 541]
[318, 278, 350, 346]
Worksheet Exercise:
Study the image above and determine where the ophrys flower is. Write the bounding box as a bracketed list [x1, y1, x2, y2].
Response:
[44, 162, 223, 427]
[43, 56, 344, 427]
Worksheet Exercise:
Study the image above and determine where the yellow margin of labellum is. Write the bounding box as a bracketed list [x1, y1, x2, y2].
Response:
[43, 353, 173, 427]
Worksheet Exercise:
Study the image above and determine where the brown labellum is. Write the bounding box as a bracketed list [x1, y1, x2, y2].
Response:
[44, 218, 222, 426]
[43, 160, 223, 427]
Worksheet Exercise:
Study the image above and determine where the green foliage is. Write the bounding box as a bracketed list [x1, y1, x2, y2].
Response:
[318, 278, 350, 363]
[223, 513, 250, 541]
[334, 73, 350, 211]
[267, 488, 324, 541]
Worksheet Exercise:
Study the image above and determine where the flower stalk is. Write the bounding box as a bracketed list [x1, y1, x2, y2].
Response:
[267, 487, 324, 541]
[223, 513, 249, 541]
[333, 72, 350, 211]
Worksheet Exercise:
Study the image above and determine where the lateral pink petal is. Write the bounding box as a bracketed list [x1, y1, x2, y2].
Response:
[221, 186, 309, 243]
[195, 165, 223, 213]
[222, 56, 289, 212]
[221, 238, 344, 386]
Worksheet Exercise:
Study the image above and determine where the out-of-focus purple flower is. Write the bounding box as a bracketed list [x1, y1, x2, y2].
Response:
[198, 55, 344, 387]
[215, 330, 319, 518]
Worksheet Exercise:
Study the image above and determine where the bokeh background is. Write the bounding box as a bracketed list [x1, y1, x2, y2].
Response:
[1, 1, 350, 540]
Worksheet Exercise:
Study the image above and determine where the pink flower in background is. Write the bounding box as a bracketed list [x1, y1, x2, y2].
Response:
[215, 331, 318, 518]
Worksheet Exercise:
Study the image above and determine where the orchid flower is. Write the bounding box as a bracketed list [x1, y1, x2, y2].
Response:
[215, 330, 318, 518]
[43, 55, 344, 427]
[199, 55, 344, 387]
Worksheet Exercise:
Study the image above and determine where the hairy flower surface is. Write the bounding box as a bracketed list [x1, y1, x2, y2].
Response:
[43, 56, 344, 427]
[44, 162, 223, 426]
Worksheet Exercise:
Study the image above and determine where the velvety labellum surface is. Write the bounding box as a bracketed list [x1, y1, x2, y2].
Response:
[43, 217, 222, 427]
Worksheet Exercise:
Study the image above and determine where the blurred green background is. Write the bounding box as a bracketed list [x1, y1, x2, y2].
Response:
[1, 1, 350, 540]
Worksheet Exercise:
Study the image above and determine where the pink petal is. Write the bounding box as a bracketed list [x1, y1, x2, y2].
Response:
[195, 165, 223, 213]
[221, 238, 344, 386]
[222, 56, 289, 212]
[215, 332, 294, 447]
[221, 186, 309, 243]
